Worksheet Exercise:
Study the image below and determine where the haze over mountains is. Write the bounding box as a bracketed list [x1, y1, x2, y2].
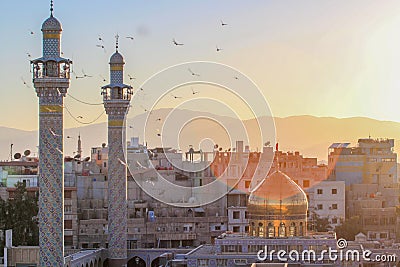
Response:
[1, 108, 399, 162]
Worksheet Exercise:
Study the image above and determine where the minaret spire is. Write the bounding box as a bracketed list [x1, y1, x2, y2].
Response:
[101, 38, 133, 265]
[115, 33, 119, 52]
[32, 1, 72, 265]
[50, 0, 54, 16]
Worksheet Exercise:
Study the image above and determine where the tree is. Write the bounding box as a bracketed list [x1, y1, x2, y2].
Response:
[0, 182, 39, 253]
[335, 216, 364, 241]
[308, 212, 331, 232]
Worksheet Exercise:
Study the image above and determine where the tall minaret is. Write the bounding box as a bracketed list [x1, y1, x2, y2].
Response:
[101, 35, 133, 266]
[77, 133, 82, 157]
[31, 1, 71, 266]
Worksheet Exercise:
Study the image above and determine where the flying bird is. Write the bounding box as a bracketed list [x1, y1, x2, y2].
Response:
[100, 75, 107, 82]
[118, 158, 127, 166]
[49, 129, 61, 137]
[98, 35, 104, 42]
[21, 77, 30, 88]
[26, 52, 31, 58]
[136, 161, 146, 169]
[82, 70, 92, 78]
[173, 38, 184, 46]
[43, 106, 57, 112]
[216, 45, 223, 52]
[66, 136, 72, 139]
[77, 116, 83, 119]
[221, 20, 228, 26]
[96, 44, 106, 53]
[126, 36, 134, 40]
[28, 29, 34, 35]
[188, 68, 200, 76]
[128, 74, 136, 80]
[233, 76, 239, 80]
[140, 105, 149, 112]
[191, 87, 199, 95]
[171, 94, 182, 99]
[156, 118, 162, 122]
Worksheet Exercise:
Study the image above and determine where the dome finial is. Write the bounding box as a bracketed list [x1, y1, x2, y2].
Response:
[115, 34, 119, 52]
[50, 0, 54, 16]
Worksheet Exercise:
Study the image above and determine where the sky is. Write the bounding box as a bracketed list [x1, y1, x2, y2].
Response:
[1, 0, 400, 131]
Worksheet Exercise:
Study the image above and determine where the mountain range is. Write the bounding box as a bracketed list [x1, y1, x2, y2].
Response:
[1, 109, 399, 164]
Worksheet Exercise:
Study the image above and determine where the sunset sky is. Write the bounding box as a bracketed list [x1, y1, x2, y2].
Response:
[1, 0, 400, 130]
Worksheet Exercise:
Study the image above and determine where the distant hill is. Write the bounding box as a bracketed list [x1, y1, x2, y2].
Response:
[0, 109, 399, 161]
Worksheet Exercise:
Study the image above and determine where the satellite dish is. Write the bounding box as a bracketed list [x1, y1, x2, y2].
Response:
[74, 154, 81, 159]
[83, 156, 90, 162]
[102, 143, 106, 148]
[219, 147, 223, 151]
[14, 153, 21, 159]
[24, 150, 31, 156]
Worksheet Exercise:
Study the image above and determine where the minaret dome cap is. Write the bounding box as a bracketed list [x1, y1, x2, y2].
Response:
[110, 51, 124, 65]
[42, 16, 62, 32]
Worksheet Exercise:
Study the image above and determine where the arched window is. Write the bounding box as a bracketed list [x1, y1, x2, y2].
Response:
[258, 222, 264, 238]
[299, 222, 304, 236]
[289, 222, 296, 237]
[278, 222, 286, 237]
[267, 223, 275, 238]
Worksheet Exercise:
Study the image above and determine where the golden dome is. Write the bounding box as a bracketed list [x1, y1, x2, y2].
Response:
[248, 170, 308, 237]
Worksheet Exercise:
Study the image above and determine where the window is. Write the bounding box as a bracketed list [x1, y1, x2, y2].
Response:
[245, 180, 251, 189]
[233, 226, 240, 233]
[331, 204, 338, 210]
[215, 226, 221, 231]
[268, 223, 275, 238]
[64, 220, 72, 229]
[317, 189, 323, 194]
[245, 211, 248, 219]
[380, 233, 388, 239]
[103, 162, 107, 168]
[64, 205, 72, 213]
[233, 211, 240, 219]
[278, 222, 286, 237]
[317, 204, 323, 210]
[332, 188, 337, 194]
[331, 218, 338, 224]
[245, 226, 249, 233]
[64, 190, 72, 199]
[64, 236, 73, 246]
[303, 180, 310, 188]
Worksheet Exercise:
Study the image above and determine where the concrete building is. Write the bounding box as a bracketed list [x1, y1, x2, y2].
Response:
[328, 138, 397, 186]
[306, 180, 346, 229]
[328, 138, 399, 241]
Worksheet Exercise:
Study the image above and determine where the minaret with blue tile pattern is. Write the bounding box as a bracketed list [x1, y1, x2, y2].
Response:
[31, 1, 71, 266]
[101, 35, 133, 266]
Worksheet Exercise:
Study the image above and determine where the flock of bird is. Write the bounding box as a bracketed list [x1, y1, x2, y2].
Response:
[22, 19, 238, 137]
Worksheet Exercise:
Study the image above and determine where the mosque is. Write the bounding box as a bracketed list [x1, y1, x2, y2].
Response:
[180, 170, 338, 267]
